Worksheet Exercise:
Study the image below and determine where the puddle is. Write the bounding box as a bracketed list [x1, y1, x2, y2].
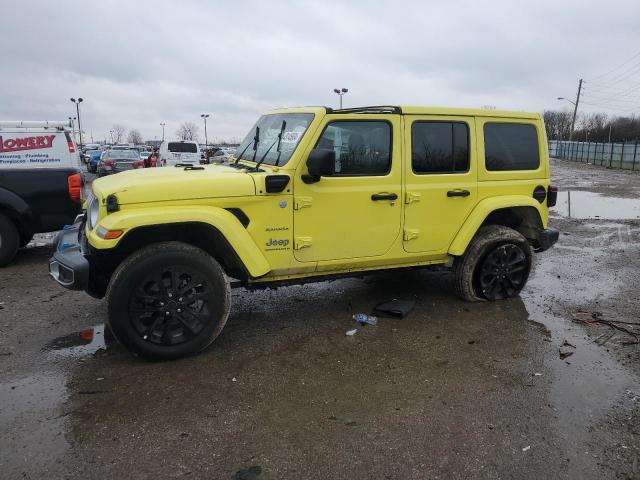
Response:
[43, 325, 109, 358]
[522, 254, 639, 471]
[554, 191, 640, 219]
[1, 325, 112, 476]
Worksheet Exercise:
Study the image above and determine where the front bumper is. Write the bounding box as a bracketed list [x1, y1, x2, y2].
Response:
[536, 228, 559, 252]
[49, 215, 90, 290]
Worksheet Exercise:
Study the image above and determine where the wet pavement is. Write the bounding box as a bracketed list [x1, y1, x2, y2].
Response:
[1, 158, 639, 479]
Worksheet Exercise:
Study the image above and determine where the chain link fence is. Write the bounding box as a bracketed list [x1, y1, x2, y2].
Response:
[549, 140, 640, 170]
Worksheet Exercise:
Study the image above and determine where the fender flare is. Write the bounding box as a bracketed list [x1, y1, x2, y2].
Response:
[0, 186, 32, 227]
[89, 205, 271, 278]
[448, 196, 544, 256]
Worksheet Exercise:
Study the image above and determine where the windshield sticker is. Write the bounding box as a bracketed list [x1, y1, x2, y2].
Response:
[281, 131, 302, 144]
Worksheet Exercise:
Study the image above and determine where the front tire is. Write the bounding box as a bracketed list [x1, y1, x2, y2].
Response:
[453, 225, 532, 302]
[0, 214, 19, 267]
[106, 242, 231, 360]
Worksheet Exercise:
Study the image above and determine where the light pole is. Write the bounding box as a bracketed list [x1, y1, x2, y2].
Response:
[160, 123, 166, 142]
[557, 96, 577, 140]
[201, 114, 210, 147]
[68, 116, 76, 140]
[70, 98, 84, 150]
[333, 88, 348, 109]
[109, 130, 114, 145]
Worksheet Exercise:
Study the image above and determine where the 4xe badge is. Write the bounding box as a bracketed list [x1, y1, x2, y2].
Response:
[266, 238, 289, 247]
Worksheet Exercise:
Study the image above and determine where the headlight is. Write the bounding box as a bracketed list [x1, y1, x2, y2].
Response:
[88, 196, 99, 230]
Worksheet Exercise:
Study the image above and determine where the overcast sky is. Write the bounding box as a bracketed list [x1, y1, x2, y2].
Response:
[2, 0, 639, 143]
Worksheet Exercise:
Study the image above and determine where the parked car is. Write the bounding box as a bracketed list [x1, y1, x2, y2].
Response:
[0, 120, 82, 266]
[50, 105, 558, 360]
[209, 148, 234, 163]
[158, 140, 200, 167]
[97, 149, 143, 176]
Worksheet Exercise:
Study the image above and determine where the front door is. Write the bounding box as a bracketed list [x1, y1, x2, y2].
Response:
[293, 115, 402, 262]
[403, 115, 478, 254]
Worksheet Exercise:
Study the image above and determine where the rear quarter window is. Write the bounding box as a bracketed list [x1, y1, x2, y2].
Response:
[484, 123, 539, 171]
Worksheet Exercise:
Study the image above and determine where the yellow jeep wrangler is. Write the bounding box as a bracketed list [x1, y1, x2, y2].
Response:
[50, 106, 558, 360]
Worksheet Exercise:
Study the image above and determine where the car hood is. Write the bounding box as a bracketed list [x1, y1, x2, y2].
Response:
[92, 164, 256, 204]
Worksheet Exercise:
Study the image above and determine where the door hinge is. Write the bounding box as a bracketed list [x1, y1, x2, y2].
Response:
[294, 236, 313, 250]
[405, 192, 421, 204]
[403, 228, 420, 241]
[294, 196, 312, 210]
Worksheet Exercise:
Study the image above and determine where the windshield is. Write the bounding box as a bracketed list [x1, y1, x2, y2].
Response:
[235, 113, 314, 166]
[168, 142, 198, 153]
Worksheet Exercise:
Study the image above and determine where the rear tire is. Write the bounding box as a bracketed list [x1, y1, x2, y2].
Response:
[453, 225, 532, 302]
[106, 241, 231, 360]
[0, 214, 19, 267]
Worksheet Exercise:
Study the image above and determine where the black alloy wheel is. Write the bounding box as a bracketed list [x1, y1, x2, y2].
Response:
[129, 266, 212, 346]
[477, 243, 530, 301]
[107, 241, 230, 360]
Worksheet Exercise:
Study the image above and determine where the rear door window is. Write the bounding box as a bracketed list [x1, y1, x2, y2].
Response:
[484, 123, 539, 171]
[411, 121, 469, 174]
[168, 142, 197, 153]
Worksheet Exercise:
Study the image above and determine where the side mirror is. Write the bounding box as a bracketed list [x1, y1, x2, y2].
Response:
[303, 148, 335, 183]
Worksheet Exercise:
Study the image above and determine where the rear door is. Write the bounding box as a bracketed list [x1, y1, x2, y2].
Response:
[402, 115, 478, 254]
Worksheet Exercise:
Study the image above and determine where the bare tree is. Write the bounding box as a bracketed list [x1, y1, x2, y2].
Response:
[112, 124, 126, 144]
[127, 129, 143, 145]
[547, 109, 640, 143]
[543, 110, 573, 140]
[176, 122, 199, 141]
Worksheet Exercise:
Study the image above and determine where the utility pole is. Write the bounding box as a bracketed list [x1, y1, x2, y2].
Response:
[160, 122, 166, 142]
[569, 79, 582, 140]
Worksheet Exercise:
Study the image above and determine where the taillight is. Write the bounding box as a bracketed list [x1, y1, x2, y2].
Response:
[103, 160, 114, 167]
[68, 173, 82, 203]
[547, 185, 558, 207]
[64, 132, 76, 153]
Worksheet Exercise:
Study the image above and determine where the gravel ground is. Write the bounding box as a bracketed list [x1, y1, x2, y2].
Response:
[0, 158, 639, 479]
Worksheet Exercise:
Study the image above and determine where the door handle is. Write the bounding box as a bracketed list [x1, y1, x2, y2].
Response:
[447, 190, 470, 198]
[371, 193, 398, 201]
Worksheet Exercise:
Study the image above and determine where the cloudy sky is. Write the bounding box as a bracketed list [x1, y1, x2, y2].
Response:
[2, 0, 639, 143]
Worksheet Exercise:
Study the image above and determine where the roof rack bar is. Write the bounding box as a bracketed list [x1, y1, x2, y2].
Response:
[328, 106, 402, 114]
[0, 120, 72, 129]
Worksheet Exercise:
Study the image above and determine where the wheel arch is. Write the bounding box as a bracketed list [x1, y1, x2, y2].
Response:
[90, 206, 271, 281]
[449, 196, 545, 256]
[0, 187, 33, 238]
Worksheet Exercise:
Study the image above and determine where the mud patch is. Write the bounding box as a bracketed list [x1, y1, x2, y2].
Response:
[0, 372, 69, 477]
